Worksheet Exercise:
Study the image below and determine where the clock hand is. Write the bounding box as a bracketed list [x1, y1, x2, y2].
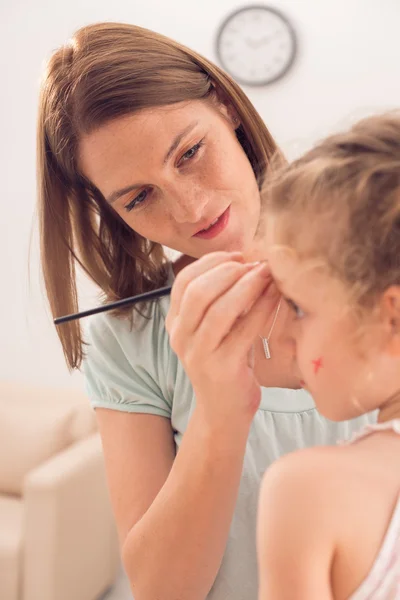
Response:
[245, 38, 260, 49]
[245, 32, 282, 49]
[259, 30, 283, 45]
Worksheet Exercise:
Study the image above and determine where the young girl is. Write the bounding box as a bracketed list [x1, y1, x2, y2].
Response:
[257, 113, 400, 599]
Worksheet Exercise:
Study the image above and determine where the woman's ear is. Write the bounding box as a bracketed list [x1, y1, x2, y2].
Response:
[381, 286, 400, 356]
[209, 82, 241, 129]
[220, 103, 241, 130]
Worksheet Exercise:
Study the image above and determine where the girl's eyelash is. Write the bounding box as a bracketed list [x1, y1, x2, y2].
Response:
[124, 139, 205, 212]
[285, 297, 305, 319]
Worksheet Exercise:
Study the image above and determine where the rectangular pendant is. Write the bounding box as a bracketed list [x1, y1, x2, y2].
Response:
[261, 337, 271, 359]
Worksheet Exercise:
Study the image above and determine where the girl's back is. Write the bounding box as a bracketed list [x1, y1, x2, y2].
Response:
[333, 421, 400, 599]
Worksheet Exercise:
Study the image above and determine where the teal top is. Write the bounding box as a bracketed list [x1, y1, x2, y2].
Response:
[83, 265, 375, 600]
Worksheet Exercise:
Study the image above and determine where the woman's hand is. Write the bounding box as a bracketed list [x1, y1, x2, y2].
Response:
[165, 252, 280, 425]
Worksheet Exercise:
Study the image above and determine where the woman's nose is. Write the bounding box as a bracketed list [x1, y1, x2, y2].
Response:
[167, 185, 210, 224]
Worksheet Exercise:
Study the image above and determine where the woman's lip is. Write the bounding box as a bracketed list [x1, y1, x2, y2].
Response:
[193, 206, 230, 239]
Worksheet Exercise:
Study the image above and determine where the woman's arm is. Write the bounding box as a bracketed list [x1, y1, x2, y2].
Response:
[97, 408, 252, 600]
[257, 449, 336, 600]
[97, 252, 278, 600]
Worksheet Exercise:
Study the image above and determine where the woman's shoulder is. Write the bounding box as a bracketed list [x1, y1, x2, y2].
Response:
[85, 293, 169, 350]
[81, 266, 176, 415]
[85, 262, 174, 354]
[83, 294, 174, 394]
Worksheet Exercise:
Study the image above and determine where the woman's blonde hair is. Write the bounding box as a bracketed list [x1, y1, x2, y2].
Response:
[264, 112, 400, 316]
[37, 22, 280, 370]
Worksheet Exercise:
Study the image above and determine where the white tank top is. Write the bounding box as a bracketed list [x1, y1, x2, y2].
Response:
[347, 419, 400, 600]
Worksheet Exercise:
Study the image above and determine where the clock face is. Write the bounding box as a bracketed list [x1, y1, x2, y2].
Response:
[216, 5, 297, 87]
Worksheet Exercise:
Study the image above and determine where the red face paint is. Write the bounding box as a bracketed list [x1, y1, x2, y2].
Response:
[312, 357, 323, 374]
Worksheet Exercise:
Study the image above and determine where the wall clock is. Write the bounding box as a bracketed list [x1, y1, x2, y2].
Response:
[216, 5, 297, 86]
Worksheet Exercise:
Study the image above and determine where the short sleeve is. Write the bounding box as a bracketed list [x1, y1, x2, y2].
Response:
[82, 302, 173, 418]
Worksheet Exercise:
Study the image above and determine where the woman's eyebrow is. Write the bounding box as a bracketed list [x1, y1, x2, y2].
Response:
[107, 182, 143, 205]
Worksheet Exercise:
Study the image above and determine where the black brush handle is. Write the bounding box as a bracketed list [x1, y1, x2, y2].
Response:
[54, 285, 172, 325]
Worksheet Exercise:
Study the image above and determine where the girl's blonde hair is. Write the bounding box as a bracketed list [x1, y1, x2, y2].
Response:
[37, 22, 280, 370]
[264, 112, 400, 316]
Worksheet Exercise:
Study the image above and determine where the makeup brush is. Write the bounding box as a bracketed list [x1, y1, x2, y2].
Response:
[54, 285, 172, 325]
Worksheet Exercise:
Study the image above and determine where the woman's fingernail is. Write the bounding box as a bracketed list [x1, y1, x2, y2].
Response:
[242, 261, 260, 269]
[247, 260, 266, 267]
[252, 262, 270, 276]
[249, 260, 268, 268]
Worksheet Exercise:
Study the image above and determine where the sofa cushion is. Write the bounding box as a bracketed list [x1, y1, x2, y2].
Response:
[0, 494, 23, 600]
[0, 381, 97, 496]
[0, 401, 74, 495]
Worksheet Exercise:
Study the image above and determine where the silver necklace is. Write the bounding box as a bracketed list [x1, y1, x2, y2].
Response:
[259, 298, 282, 360]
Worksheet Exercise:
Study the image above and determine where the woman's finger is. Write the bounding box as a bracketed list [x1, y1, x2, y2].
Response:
[166, 251, 244, 330]
[228, 281, 280, 351]
[168, 260, 258, 353]
[193, 263, 275, 353]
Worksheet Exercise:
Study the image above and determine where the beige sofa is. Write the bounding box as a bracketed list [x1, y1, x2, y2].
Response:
[0, 380, 120, 600]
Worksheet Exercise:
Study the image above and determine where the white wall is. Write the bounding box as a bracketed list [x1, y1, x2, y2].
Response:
[2, 0, 400, 390]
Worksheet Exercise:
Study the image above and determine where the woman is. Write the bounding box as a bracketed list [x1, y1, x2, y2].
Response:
[37, 22, 372, 600]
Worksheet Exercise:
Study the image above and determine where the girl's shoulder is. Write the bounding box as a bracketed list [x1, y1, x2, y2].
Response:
[260, 426, 400, 528]
[258, 424, 400, 599]
[261, 418, 400, 503]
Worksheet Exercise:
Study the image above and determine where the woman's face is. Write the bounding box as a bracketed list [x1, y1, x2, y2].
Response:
[79, 99, 262, 258]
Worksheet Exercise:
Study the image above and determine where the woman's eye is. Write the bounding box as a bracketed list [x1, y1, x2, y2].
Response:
[124, 189, 148, 212]
[286, 298, 305, 319]
[179, 140, 204, 165]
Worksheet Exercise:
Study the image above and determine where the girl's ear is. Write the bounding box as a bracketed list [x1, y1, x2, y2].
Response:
[381, 286, 400, 356]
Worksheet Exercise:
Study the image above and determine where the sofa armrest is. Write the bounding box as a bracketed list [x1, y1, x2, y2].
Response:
[22, 433, 120, 600]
